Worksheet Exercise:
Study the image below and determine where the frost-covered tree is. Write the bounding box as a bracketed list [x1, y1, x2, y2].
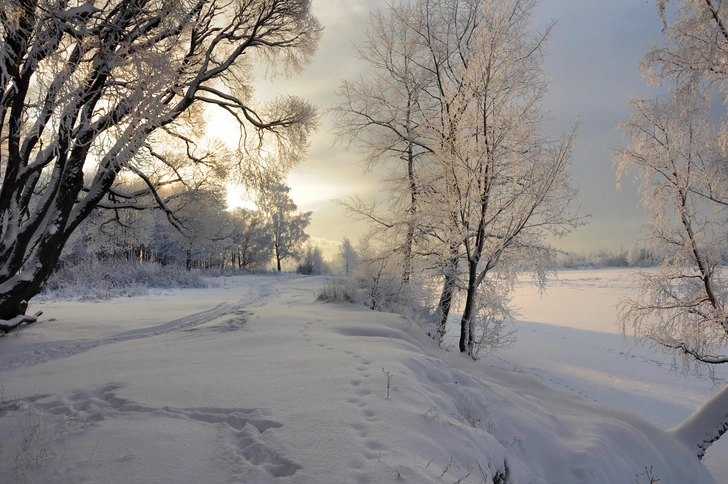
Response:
[420, 0, 579, 357]
[296, 245, 328, 275]
[257, 182, 310, 271]
[332, 2, 430, 285]
[228, 207, 273, 270]
[169, 186, 231, 270]
[332, 1, 465, 329]
[616, 0, 728, 459]
[339, 237, 359, 275]
[0, 0, 321, 329]
[335, 0, 580, 355]
[86, 205, 154, 262]
[618, 95, 728, 365]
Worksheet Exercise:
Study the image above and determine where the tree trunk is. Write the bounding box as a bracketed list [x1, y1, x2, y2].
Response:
[436, 271, 455, 342]
[435, 243, 460, 344]
[402, 225, 414, 285]
[275, 245, 282, 272]
[402, 139, 417, 285]
[459, 258, 479, 355]
[0, 233, 67, 321]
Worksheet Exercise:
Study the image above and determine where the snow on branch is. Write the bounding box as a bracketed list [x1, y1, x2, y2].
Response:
[0, 0, 322, 320]
[0, 303, 42, 335]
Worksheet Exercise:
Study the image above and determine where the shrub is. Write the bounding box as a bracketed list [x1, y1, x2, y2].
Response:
[317, 255, 435, 331]
[317, 277, 359, 303]
[41, 259, 209, 300]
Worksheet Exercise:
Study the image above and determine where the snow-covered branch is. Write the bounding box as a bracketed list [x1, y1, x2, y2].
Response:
[0, 0, 322, 319]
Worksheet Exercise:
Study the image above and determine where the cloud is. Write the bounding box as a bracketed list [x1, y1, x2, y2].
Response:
[308, 236, 341, 249]
[237, 0, 665, 252]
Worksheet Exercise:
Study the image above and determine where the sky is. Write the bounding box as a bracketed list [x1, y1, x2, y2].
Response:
[225, 0, 667, 257]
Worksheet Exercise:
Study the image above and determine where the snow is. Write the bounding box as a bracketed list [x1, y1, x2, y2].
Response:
[671, 384, 728, 460]
[55, 4, 101, 19]
[0, 270, 723, 483]
[496, 268, 728, 480]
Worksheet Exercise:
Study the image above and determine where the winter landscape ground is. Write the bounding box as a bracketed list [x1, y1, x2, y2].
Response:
[0, 268, 724, 483]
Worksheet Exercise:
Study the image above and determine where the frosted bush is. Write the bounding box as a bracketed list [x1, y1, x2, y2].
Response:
[317, 277, 359, 303]
[627, 247, 659, 267]
[317, 257, 435, 335]
[41, 259, 209, 300]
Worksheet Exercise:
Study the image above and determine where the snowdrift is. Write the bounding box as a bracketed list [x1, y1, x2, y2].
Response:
[0, 275, 715, 483]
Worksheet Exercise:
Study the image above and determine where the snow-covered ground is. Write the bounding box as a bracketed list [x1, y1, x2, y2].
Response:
[502, 268, 728, 481]
[0, 270, 722, 483]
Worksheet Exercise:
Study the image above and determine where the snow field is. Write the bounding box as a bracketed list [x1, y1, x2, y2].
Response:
[500, 268, 728, 481]
[0, 272, 720, 483]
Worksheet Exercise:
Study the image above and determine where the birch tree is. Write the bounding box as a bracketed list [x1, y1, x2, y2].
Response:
[332, 2, 429, 286]
[337, 0, 579, 353]
[421, 0, 579, 357]
[333, 0, 487, 338]
[616, 0, 728, 459]
[0, 0, 321, 328]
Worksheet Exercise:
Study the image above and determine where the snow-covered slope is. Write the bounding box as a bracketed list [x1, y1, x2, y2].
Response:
[0, 274, 716, 483]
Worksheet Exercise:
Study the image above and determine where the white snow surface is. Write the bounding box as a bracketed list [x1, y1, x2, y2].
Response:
[0, 270, 722, 483]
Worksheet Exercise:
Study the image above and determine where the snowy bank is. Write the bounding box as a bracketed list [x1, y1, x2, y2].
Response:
[0, 275, 715, 483]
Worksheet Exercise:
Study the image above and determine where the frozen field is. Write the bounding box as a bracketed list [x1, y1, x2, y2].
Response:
[0, 269, 723, 483]
[502, 268, 728, 480]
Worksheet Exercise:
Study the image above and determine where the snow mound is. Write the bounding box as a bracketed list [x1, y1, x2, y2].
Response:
[0, 275, 715, 483]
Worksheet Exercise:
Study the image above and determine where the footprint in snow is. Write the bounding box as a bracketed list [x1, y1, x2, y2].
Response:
[225, 424, 300, 478]
[11, 383, 298, 479]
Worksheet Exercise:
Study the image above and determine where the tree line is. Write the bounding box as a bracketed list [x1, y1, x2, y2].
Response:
[0, 0, 321, 323]
[64, 180, 312, 272]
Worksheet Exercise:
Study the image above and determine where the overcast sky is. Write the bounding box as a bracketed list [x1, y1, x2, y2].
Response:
[228, 0, 667, 256]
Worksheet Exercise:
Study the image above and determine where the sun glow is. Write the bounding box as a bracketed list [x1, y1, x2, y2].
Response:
[285, 170, 353, 211]
[225, 184, 258, 211]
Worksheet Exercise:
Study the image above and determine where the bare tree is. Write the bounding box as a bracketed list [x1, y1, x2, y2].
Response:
[228, 207, 273, 270]
[617, 96, 728, 367]
[332, 2, 430, 286]
[332, 0, 484, 339]
[616, 0, 728, 459]
[0, 0, 321, 328]
[337, 0, 579, 354]
[170, 187, 232, 270]
[339, 237, 359, 275]
[419, 0, 579, 357]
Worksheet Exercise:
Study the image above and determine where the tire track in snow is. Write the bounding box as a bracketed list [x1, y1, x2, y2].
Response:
[0, 280, 277, 372]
